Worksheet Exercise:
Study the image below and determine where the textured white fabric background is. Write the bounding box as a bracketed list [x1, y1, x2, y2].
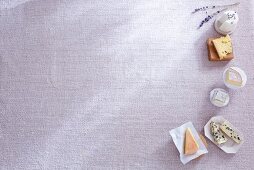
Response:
[0, 0, 254, 169]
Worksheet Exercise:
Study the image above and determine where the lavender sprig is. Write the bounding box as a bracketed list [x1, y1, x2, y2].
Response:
[192, 2, 240, 14]
[198, 8, 228, 29]
[192, 5, 216, 13]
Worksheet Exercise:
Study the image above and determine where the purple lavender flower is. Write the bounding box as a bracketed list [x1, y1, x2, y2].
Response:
[193, 2, 240, 29]
[197, 8, 229, 29]
[198, 15, 213, 28]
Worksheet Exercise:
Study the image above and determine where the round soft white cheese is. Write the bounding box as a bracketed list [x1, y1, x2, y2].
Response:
[214, 10, 239, 35]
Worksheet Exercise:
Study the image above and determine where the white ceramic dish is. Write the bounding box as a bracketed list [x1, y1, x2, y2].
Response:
[223, 67, 247, 89]
[204, 116, 244, 153]
[214, 10, 239, 35]
[210, 88, 230, 107]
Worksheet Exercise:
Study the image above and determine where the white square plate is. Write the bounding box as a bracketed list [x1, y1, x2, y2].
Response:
[204, 116, 244, 153]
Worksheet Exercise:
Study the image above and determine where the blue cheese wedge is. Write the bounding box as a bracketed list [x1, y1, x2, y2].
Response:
[212, 35, 233, 60]
[210, 121, 227, 144]
[220, 122, 242, 144]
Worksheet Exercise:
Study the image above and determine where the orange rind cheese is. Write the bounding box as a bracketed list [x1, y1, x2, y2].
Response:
[184, 128, 199, 155]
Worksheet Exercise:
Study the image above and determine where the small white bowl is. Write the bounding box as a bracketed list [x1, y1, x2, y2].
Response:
[210, 88, 230, 107]
[223, 67, 247, 89]
[214, 11, 239, 35]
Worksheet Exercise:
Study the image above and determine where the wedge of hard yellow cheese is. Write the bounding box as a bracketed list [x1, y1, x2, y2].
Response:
[184, 128, 199, 155]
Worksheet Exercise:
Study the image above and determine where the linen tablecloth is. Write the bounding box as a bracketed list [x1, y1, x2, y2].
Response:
[0, 0, 254, 169]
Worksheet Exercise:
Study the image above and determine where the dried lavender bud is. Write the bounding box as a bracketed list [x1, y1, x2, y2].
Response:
[198, 15, 214, 28]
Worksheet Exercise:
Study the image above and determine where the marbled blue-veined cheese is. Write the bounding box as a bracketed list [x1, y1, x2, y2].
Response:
[210, 121, 227, 144]
[220, 121, 241, 144]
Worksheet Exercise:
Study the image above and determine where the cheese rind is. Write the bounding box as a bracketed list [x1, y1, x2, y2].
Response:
[184, 128, 199, 155]
[196, 134, 208, 160]
[199, 134, 208, 148]
[212, 35, 233, 60]
[220, 122, 242, 144]
[207, 38, 234, 61]
[210, 121, 227, 144]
